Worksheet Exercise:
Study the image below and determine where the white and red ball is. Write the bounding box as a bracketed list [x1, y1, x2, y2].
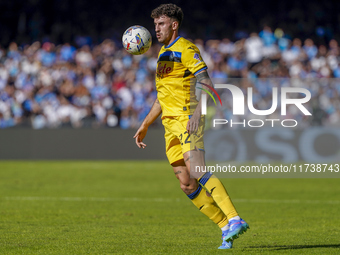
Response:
[122, 25, 152, 55]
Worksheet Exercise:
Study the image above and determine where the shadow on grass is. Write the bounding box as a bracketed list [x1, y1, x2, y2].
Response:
[248, 244, 340, 250]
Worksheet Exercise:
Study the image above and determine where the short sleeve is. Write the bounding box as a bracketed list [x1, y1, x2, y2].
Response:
[181, 45, 207, 75]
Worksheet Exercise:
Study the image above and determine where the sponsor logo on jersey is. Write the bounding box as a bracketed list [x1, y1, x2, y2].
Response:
[194, 53, 202, 65]
[194, 53, 201, 61]
[156, 62, 173, 78]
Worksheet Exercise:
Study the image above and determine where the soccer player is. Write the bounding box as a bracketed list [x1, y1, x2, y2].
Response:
[133, 3, 249, 249]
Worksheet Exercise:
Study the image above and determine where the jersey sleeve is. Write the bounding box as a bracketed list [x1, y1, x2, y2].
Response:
[181, 45, 207, 76]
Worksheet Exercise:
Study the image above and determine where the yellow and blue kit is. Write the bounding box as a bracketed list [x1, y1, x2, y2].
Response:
[156, 36, 207, 164]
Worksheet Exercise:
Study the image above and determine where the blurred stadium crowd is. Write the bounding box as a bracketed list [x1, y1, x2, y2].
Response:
[1, 26, 340, 129]
[0, 0, 339, 129]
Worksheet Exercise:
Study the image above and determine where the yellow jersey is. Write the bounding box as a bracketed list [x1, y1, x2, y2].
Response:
[155, 36, 207, 117]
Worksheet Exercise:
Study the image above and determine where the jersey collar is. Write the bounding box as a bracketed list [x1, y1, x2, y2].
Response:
[165, 36, 181, 49]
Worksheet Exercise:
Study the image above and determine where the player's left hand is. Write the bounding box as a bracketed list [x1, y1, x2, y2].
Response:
[187, 109, 201, 134]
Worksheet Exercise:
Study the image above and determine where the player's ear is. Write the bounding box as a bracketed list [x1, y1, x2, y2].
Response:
[172, 20, 179, 31]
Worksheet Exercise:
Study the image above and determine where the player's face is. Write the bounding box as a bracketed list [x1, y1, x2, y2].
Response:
[154, 15, 174, 45]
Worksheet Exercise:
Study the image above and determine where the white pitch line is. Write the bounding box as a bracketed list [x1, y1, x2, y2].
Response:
[233, 199, 340, 204]
[2, 196, 340, 204]
[3, 196, 180, 203]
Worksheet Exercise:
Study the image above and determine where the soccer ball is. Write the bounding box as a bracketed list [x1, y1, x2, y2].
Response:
[122, 25, 152, 55]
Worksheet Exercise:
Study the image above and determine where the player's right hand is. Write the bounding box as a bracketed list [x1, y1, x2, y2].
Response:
[133, 126, 148, 149]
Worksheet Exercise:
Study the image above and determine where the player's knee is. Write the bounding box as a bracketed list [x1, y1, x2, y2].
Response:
[180, 181, 198, 195]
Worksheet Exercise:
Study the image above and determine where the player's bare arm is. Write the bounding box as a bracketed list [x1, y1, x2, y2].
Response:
[186, 69, 213, 134]
[133, 98, 162, 149]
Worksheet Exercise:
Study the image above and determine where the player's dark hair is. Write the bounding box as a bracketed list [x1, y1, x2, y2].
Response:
[151, 3, 184, 27]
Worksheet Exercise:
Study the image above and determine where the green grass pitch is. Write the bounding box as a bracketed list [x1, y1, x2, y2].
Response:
[0, 161, 339, 254]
